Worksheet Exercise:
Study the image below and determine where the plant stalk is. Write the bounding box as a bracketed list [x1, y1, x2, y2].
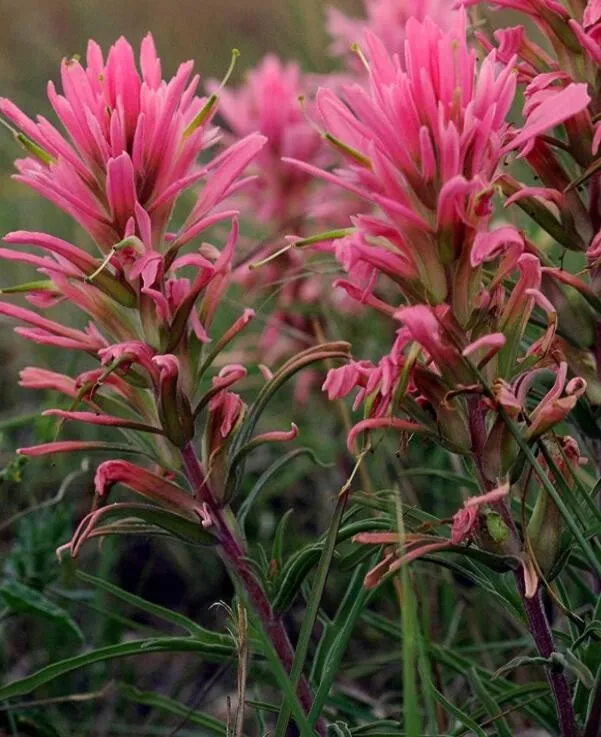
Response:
[180, 442, 323, 734]
[467, 401, 579, 737]
[517, 577, 579, 737]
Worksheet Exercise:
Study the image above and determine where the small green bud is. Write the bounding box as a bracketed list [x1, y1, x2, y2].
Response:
[485, 512, 510, 545]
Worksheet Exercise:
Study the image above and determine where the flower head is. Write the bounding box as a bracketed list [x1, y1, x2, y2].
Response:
[289, 12, 519, 308]
[215, 54, 324, 223]
[327, 0, 456, 67]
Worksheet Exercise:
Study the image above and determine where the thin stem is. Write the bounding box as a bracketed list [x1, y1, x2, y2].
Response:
[467, 401, 579, 737]
[180, 442, 324, 735]
[517, 579, 579, 737]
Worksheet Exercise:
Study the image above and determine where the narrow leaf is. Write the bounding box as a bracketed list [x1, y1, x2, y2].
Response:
[0, 580, 83, 642]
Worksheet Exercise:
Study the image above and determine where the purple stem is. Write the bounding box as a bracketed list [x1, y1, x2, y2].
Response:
[517, 577, 579, 737]
[180, 442, 323, 734]
[467, 400, 579, 737]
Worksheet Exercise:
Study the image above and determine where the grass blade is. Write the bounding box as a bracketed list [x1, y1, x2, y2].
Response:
[0, 637, 227, 700]
[274, 488, 349, 737]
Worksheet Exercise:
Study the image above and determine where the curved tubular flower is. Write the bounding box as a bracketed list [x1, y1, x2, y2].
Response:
[520, 362, 587, 439]
[353, 481, 513, 589]
[94, 459, 198, 511]
[457, 0, 581, 55]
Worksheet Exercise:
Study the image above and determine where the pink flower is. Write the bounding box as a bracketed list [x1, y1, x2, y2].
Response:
[0, 301, 106, 352]
[94, 460, 200, 514]
[214, 54, 324, 223]
[288, 12, 518, 306]
[0, 35, 264, 250]
[327, 0, 456, 65]
[352, 481, 511, 588]
[476, 25, 556, 82]
[522, 363, 587, 439]
[42, 409, 164, 435]
[505, 80, 590, 157]
[18, 441, 123, 457]
[18, 367, 78, 396]
[451, 482, 510, 544]
[0, 37, 266, 364]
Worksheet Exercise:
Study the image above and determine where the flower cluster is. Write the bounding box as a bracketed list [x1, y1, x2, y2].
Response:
[0, 35, 302, 553]
[2, 7, 600, 734]
[288, 8, 593, 590]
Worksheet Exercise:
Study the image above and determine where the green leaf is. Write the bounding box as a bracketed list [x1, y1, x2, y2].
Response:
[584, 662, 601, 737]
[247, 608, 318, 737]
[328, 722, 353, 737]
[575, 594, 601, 714]
[397, 501, 421, 737]
[309, 564, 375, 725]
[117, 682, 228, 735]
[0, 637, 229, 700]
[245, 698, 279, 714]
[274, 491, 349, 737]
[432, 688, 486, 737]
[225, 341, 350, 498]
[271, 509, 294, 569]
[238, 447, 332, 533]
[351, 721, 401, 735]
[552, 650, 595, 688]
[75, 571, 230, 645]
[493, 655, 550, 680]
[469, 667, 513, 737]
[0, 580, 83, 641]
[272, 518, 390, 613]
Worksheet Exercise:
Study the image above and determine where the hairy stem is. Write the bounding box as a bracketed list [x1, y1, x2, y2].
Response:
[467, 401, 579, 737]
[517, 577, 579, 737]
[180, 442, 323, 734]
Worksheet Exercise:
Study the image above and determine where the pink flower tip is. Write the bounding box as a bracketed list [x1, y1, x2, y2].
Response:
[253, 422, 299, 445]
[152, 354, 181, 378]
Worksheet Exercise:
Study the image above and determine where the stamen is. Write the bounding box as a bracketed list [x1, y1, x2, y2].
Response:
[0, 116, 56, 165]
[351, 42, 370, 73]
[183, 49, 240, 139]
[0, 279, 55, 294]
[85, 236, 143, 283]
[249, 242, 293, 270]
[323, 132, 372, 168]
[293, 228, 356, 248]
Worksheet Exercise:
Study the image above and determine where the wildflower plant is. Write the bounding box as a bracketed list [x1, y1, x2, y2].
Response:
[1, 3, 601, 737]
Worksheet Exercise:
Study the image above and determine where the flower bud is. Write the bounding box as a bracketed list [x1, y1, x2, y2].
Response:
[152, 355, 194, 448]
[482, 416, 519, 482]
[203, 385, 247, 504]
[527, 487, 563, 575]
[476, 511, 519, 557]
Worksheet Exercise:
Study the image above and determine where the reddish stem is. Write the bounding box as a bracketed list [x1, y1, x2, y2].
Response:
[467, 400, 579, 737]
[180, 442, 323, 734]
